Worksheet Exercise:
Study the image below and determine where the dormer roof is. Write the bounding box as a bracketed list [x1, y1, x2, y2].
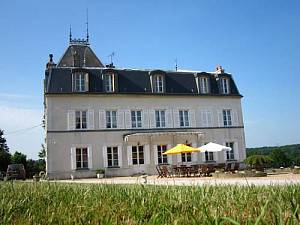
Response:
[57, 43, 104, 68]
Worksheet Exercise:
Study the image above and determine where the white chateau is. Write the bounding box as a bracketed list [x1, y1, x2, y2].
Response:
[44, 37, 246, 179]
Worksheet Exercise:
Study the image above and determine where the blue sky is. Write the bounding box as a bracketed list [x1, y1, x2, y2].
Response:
[0, 0, 300, 159]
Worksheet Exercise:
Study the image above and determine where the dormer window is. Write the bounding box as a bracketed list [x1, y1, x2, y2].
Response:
[154, 75, 164, 93]
[220, 77, 230, 94]
[199, 77, 209, 94]
[72, 73, 88, 92]
[104, 73, 114, 92]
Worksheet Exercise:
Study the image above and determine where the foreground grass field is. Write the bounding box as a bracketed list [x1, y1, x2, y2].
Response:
[0, 182, 299, 224]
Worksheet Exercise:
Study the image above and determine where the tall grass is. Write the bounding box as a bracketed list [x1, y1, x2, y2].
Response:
[0, 182, 299, 224]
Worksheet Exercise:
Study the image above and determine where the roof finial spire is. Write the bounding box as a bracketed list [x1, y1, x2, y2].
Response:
[69, 26, 72, 43]
[86, 8, 89, 43]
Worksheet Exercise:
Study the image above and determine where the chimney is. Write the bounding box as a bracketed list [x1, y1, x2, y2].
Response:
[46, 54, 56, 70]
[215, 65, 225, 74]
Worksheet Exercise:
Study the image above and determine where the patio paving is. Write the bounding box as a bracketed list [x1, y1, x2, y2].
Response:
[56, 173, 300, 186]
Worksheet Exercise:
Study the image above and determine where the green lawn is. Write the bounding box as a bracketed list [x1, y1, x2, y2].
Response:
[0, 182, 299, 224]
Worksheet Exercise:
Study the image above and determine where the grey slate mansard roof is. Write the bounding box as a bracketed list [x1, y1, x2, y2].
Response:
[45, 44, 242, 97]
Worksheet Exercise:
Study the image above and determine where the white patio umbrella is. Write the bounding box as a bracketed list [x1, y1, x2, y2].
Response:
[198, 142, 232, 152]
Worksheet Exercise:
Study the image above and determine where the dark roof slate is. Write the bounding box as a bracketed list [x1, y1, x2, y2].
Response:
[45, 68, 242, 97]
[57, 45, 104, 68]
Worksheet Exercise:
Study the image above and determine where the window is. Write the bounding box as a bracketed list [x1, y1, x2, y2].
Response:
[205, 152, 214, 161]
[199, 77, 209, 94]
[75, 110, 87, 129]
[179, 110, 189, 127]
[104, 73, 114, 92]
[76, 147, 88, 169]
[223, 109, 232, 127]
[132, 145, 144, 165]
[157, 145, 168, 164]
[131, 110, 142, 128]
[220, 78, 230, 94]
[226, 142, 235, 160]
[106, 111, 117, 128]
[181, 153, 192, 163]
[74, 73, 86, 92]
[201, 110, 212, 127]
[107, 146, 119, 167]
[155, 110, 166, 128]
[154, 75, 164, 93]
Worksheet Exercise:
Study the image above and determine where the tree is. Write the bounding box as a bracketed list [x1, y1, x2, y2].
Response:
[270, 148, 292, 168]
[244, 155, 273, 171]
[0, 129, 11, 171]
[38, 144, 46, 159]
[11, 151, 27, 166]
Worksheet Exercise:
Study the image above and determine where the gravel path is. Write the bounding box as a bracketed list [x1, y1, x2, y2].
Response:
[56, 173, 300, 186]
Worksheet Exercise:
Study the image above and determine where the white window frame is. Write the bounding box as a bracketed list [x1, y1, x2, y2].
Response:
[181, 153, 192, 163]
[221, 78, 230, 94]
[226, 142, 235, 160]
[76, 147, 88, 169]
[199, 77, 209, 94]
[132, 145, 144, 165]
[155, 110, 166, 128]
[179, 110, 189, 127]
[223, 109, 232, 127]
[75, 110, 87, 130]
[74, 73, 86, 92]
[106, 110, 117, 128]
[104, 73, 114, 92]
[131, 110, 142, 128]
[154, 75, 164, 93]
[157, 145, 168, 164]
[205, 151, 214, 161]
[107, 146, 119, 167]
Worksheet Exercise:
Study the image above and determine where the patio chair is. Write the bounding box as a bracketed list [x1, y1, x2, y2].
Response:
[160, 165, 171, 178]
[190, 165, 200, 177]
[156, 165, 163, 178]
[230, 162, 240, 173]
[200, 165, 209, 177]
[224, 163, 232, 172]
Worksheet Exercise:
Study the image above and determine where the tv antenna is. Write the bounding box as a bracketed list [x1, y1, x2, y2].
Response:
[175, 58, 178, 71]
[108, 52, 115, 64]
[86, 8, 89, 43]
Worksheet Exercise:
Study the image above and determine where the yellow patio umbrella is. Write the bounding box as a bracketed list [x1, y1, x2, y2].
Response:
[162, 144, 200, 155]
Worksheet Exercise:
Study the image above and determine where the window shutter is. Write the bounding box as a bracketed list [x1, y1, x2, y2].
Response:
[200, 110, 206, 127]
[153, 145, 158, 165]
[84, 73, 89, 91]
[173, 109, 179, 128]
[167, 144, 172, 164]
[166, 109, 173, 128]
[190, 109, 196, 127]
[144, 145, 150, 164]
[217, 111, 223, 127]
[149, 110, 156, 128]
[102, 146, 108, 168]
[68, 110, 76, 130]
[125, 110, 131, 129]
[88, 146, 93, 169]
[70, 147, 76, 170]
[88, 109, 94, 129]
[177, 154, 182, 164]
[142, 109, 148, 128]
[117, 110, 124, 129]
[118, 146, 123, 167]
[191, 143, 198, 162]
[99, 110, 106, 129]
[223, 142, 227, 161]
[201, 151, 206, 162]
[214, 152, 218, 162]
[233, 110, 238, 126]
[234, 142, 239, 160]
[127, 146, 132, 166]
[207, 110, 213, 127]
